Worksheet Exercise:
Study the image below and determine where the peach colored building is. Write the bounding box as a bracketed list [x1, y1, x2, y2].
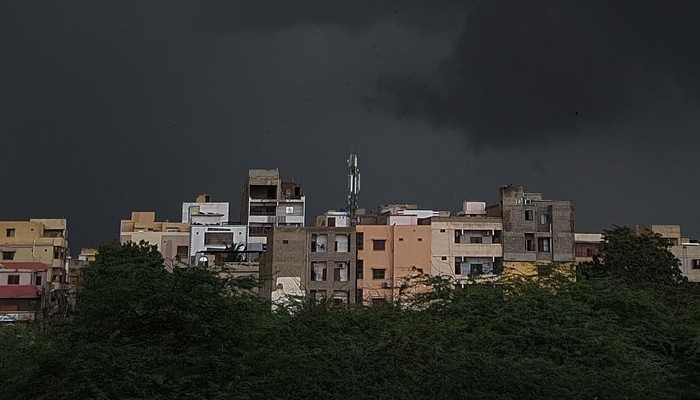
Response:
[119, 212, 190, 268]
[356, 214, 431, 305]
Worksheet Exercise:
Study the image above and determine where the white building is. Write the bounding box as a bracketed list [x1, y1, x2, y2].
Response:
[182, 195, 247, 264]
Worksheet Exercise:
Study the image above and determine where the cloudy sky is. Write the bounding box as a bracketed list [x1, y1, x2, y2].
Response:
[2, 1, 699, 252]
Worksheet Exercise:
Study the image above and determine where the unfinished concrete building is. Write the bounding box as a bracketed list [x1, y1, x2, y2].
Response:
[240, 169, 305, 251]
[487, 185, 575, 275]
[260, 226, 357, 307]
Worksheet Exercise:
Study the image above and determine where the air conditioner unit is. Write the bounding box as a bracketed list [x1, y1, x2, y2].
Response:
[382, 282, 392, 289]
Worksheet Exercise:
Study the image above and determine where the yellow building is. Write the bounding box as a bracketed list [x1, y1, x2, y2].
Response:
[120, 212, 190, 268]
[0, 219, 68, 289]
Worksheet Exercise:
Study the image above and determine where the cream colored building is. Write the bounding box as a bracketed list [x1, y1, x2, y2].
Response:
[641, 225, 700, 282]
[119, 212, 190, 268]
[430, 213, 503, 282]
[0, 219, 69, 289]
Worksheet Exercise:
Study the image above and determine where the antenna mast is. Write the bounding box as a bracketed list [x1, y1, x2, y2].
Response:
[347, 151, 361, 226]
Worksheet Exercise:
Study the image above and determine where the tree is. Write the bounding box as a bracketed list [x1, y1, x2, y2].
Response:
[581, 225, 683, 284]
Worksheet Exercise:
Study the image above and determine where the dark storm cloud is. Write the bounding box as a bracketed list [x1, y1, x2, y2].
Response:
[376, 0, 700, 146]
[188, 0, 467, 33]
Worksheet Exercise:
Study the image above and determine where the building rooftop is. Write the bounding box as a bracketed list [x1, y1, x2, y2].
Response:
[0, 285, 39, 299]
[0, 262, 50, 271]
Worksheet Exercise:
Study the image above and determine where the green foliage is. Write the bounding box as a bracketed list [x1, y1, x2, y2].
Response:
[581, 225, 683, 284]
[2, 241, 700, 399]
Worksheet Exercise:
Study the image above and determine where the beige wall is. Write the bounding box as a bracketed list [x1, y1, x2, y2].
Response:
[430, 218, 503, 278]
[357, 224, 431, 305]
[120, 212, 191, 266]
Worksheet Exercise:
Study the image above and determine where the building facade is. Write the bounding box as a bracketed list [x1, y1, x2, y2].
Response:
[641, 225, 700, 282]
[574, 233, 602, 263]
[487, 185, 575, 275]
[261, 226, 357, 307]
[119, 212, 190, 267]
[0, 261, 53, 322]
[240, 169, 305, 251]
[356, 213, 432, 305]
[182, 194, 247, 266]
[429, 205, 503, 282]
[0, 219, 69, 289]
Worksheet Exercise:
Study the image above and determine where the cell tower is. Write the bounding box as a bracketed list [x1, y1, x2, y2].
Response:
[347, 151, 361, 226]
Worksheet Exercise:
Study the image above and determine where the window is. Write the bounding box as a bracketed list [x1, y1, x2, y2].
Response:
[356, 233, 364, 250]
[328, 217, 336, 227]
[540, 214, 549, 224]
[469, 236, 483, 244]
[311, 262, 328, 281]
[455, 257, 465, 275]
[372, 239, 386, 251]
[398, 238, 404, 242]
[525, 210, 534, 221]
[454, 230, 462, 243]
[525, 239, 535, 252]
[53, 246, 64, 260]
[35, 276, 42, 286]
[311, 234, 328, 252]
[204, 232, 233, 246]
[470, 264, 483, 275]
[332, 291, 349, 306]
[692, 259, 700, 269]
[1, 251, 14, 260]
[6, 228, 15, 237]
[334, 262, 348, 282]
[7, 275, 19, 285]
[356, 260, 364, 279]
[282, 240, 289, 244]
[176, 246, 188, 260]
[417, 238, 423, 242]
[440, 229, 446, 233]
[197, 256, 209, 267]
[441, 256, 447, 261]
[372, 268, 386, 279]
[538, 238, 551, 253]
[285, 206, 294, 214]
[309, 290, 326, 301]
[335, 235, 349, 252]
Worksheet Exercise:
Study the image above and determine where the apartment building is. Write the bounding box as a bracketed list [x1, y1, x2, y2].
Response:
[182, 194, 247, 266]
[640, 225, 700, 282]
[240, 169, 305, 251]
[119, 212, 190, 267]
[356, 210, 433, 305]
[430, 202, 503, 282]
[0, 261, 52, 322]
[261, 225, 356, 307]
[0, 218, 69, 289]
[487, 185, 575, 276]
[574, 233, 603, 263]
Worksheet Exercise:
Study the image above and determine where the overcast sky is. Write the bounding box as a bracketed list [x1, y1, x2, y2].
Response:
[2, 1, 699, 253]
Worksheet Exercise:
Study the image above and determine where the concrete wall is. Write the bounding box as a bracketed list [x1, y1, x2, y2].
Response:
[261, 227, 356, 305]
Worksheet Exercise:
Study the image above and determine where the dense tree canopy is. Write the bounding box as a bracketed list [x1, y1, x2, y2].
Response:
[1, 239, 700, 399]
[581, 225, 684, 283]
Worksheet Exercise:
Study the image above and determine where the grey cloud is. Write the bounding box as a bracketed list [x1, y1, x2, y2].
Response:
[375, 0, 700, 146]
